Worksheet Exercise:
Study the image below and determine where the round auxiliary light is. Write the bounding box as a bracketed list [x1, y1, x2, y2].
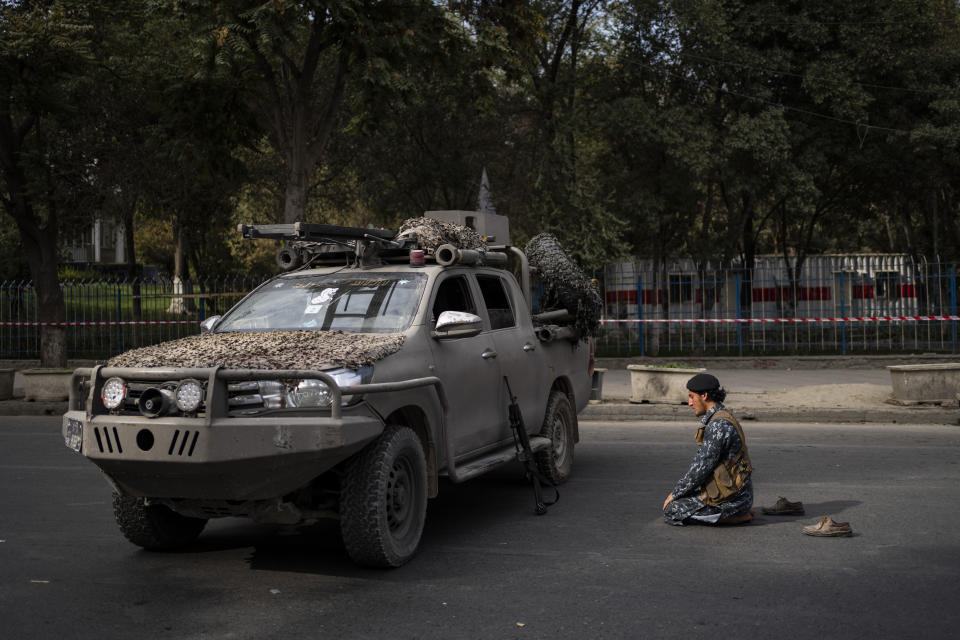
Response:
[174, 379, 204, 413]
[102, 377, 127, 410]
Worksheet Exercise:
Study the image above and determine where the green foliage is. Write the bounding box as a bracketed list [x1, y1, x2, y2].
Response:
[57, 265, 103, 281]
[7, 0, 960, 308]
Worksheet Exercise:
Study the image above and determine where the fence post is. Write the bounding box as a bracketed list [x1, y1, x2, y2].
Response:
[116, 281, 123, 356]
[637, 274, 644, 358]
[840, 271, 847, 356]
[199, 279, 206, 322]
[736, 274, 743, 357]
[951, 267, 957, 355]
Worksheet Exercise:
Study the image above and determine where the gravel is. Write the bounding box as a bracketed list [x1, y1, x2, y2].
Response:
[107, 331, 405, 371]
[397, 217, 486, 252]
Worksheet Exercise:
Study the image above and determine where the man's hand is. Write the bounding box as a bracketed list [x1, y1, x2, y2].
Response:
[662, 493, 674, 511]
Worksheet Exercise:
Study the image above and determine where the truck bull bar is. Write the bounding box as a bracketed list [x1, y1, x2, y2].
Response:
[70, 367, 473, 482]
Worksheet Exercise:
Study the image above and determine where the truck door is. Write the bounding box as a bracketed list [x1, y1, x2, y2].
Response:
[427, 272, 508, 458]
[475, 273, 545, 435]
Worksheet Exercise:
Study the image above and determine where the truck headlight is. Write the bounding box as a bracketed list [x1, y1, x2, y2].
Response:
[102, 377, 127, 410]
[258, 380, 285, 408]
[174, 379, 204, 413]
[287, 378, 333, 408]
[285, 368, 368, 408]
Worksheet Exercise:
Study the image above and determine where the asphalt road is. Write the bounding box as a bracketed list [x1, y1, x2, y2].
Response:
[2, 417, 959, 639]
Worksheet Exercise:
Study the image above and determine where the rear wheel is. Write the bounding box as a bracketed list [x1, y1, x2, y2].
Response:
[113, 494, 207, 550]
[340, 426, 428, 568]
[535, 390, 575, 485]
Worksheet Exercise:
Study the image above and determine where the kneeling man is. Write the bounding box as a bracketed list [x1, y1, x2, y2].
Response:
[662, 373, 754, 526]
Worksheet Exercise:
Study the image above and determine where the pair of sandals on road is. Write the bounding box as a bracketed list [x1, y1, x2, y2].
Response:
[761, 496, 853, 537]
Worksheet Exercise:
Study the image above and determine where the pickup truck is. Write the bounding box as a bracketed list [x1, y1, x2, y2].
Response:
[61, 217, 595, 567]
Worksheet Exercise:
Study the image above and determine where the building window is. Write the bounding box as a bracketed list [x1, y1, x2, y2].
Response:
[669, 274, 693, 303]
[875, 271, 901, 300]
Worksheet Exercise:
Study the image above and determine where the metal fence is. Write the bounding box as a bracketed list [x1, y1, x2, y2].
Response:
[4, 257, 960, 360]
[597, 257, 960, 357]
[0, 276, 269, 360]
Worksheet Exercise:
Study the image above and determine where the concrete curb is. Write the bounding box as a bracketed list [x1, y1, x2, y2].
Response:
[0, 399, 69, 416]
[5, 399, 952, 425]
[580, 401, 959, 424]
[596, 354, 960, 370]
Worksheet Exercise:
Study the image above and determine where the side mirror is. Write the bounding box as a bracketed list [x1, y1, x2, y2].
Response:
[432, 310, 482, 339]
[200, 315, 221, 334]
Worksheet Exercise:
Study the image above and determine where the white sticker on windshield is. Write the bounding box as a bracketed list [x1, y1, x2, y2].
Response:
[311, 288, 338, 304]
[304, 305, 322, 314]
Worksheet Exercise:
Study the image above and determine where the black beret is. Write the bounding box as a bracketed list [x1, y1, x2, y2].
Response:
[686, 373, 720, 393]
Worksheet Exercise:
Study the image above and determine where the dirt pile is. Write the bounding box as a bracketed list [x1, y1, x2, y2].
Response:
[107, 331, 405, 371]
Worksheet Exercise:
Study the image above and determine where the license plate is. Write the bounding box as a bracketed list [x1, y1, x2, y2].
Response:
[64, 418, 83, 452]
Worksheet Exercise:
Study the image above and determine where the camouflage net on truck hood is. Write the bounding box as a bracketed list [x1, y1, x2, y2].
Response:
[396, 217, 486, 252]
[107, 331, 405, 371]
[525, 233, 603, 339]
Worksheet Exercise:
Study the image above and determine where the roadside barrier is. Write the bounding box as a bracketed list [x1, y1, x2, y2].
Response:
[601, 316, 960, 323]
[0, 321, 196, 326]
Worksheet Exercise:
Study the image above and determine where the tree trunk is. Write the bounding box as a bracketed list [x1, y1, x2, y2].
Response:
[167, 219, 194, 314]
[739, 199, 756, 312]
[283, 151, 309, 223]
[33, 238, 67, 368]
[123, 202, 141, 322]
[1, 165, 68, 367]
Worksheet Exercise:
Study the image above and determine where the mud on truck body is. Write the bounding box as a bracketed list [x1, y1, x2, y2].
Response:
[62, 213, 600, 567]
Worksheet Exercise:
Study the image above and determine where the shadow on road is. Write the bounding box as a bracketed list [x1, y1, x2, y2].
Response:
[174, 467, 536, 578]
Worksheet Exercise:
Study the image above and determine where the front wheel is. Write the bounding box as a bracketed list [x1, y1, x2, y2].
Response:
[535, 390, 575, 485]
[339, 426, 428, 568]
[113, 494, 207, 550]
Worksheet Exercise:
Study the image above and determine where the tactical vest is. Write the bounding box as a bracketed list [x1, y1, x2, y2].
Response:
[695, 409, 754, 506]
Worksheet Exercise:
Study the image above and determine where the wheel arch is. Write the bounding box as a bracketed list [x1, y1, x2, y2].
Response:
[550, 376, 579, 443]
[385, 405, 438, 497]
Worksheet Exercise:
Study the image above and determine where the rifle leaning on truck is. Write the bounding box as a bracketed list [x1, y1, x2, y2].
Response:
[503, 376, 559, 515]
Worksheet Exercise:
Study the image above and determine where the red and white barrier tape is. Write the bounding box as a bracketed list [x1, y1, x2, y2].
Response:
[5, 316, 960, 327]
[0, 320, 196, 327]
[601, 316, 960, 324]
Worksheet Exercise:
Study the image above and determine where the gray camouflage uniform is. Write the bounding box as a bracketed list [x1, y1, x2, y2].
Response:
[663, 402, 753, 526]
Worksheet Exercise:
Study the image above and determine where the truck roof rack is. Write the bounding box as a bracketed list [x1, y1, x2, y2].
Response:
[238, 222, 414, 270]
[238, 219, 516, 272]
[238, 222, 396, 243]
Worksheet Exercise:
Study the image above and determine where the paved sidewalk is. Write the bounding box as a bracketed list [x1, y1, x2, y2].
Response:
[582, 358, 959, 424]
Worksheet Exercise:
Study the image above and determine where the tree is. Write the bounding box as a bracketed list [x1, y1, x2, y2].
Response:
[0, 2, 97, 367]
[332, 3, 506, 226]
[174, 0, 459, 224]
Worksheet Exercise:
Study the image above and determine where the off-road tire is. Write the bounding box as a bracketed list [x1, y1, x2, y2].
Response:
[113, 493, 207, 550]
[535, 390, 575, 485]
[340, 426, 428, 568]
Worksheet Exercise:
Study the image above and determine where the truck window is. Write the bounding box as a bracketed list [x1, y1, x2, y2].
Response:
[432, 275, 477, 322]
[215, 273, 427, 334]
[477, 274, 515, 330]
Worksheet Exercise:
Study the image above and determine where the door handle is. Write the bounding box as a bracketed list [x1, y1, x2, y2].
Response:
[481, 349, 498, 359]
[523, 343, 535, 352]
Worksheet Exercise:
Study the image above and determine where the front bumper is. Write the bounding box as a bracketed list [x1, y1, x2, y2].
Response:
[62, 366, 444, 501]
[62, 409, 384, 500]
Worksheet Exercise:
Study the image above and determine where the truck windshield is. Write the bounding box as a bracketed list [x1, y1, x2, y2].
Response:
[216, 273, 428, 334]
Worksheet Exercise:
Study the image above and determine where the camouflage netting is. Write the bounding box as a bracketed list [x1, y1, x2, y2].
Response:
[107, 331, 405, 371]
[525, 233, 603, 339]
[397, 217, 486, 252]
